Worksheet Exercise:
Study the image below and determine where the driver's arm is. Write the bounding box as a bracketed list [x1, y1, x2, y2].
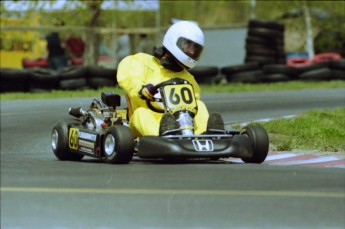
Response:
[117, 54, 146, 99]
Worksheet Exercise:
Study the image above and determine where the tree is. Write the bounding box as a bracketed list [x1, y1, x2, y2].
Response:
[255, 0, 345, 54]
[84, 0, 103, 66]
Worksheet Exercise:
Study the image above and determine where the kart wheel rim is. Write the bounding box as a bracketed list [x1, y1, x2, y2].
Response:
[51, 129, 58, 150]
[104, 134, 116, 156]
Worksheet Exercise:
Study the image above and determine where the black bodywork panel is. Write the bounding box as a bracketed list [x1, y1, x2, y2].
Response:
[137, 134, 253, 159]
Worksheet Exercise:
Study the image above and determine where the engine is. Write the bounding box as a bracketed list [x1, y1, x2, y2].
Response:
[69, 92, 125, 131]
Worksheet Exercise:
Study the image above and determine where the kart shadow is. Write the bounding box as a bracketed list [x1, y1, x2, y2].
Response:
[131, 157, 242, 165]
[71, 159, 105, 164]
[61, 157, 242, 165]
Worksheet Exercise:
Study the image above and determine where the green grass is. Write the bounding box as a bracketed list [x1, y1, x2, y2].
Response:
[1, 80, 345, 100]
[240, 108, 345, 152]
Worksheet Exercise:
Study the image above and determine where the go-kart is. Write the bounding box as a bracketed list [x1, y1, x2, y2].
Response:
[51, 78, 269, 164]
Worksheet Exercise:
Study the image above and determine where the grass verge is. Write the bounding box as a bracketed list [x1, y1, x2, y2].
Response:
[238, 107, 345, 153]
[1, 80, 345, 100]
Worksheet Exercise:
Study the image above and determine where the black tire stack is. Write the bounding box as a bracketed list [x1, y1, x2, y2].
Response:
[0, 65, 118, 93]
[86, 66, 117, 89]
[59, 66, 88, 90]
[221, 19, 289, 84]
[188, 66, 222, 84]
[262, 64, 299, 82]
[291, 59, 345, 81]
[329, 59, 345, 80]
[295, 61, 332, 81]
[221, 62, 262, 83]
[245, 19, 286, 66]
[0, 68, 31, 92]
[29, 68, 60, 92]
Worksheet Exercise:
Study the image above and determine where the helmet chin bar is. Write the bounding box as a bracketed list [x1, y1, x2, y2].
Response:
[160, 48, 184, 72]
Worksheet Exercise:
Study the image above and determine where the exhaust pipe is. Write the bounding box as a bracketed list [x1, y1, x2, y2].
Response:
[69, 107, 87, 118]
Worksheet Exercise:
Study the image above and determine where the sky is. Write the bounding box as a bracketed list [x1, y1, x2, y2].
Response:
[3, 0, 159, 11]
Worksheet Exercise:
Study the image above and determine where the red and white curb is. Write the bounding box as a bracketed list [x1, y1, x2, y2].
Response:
[224, 152, 345, 168]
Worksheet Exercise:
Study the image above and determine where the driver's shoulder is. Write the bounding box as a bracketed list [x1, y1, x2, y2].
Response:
[121, 52, 154, 64]
[176, 70, 197, 83]
[131, 52, 156, 62]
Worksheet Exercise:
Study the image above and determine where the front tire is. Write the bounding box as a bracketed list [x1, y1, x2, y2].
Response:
[103, 125, 134, 164]
[51, 119, 84, 161]
[240, 125, 269, 163]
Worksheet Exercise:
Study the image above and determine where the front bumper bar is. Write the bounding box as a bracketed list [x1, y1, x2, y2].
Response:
[137, 134, 253, 159]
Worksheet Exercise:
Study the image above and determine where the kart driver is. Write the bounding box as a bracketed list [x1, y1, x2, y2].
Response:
[117, 20, 223, 138]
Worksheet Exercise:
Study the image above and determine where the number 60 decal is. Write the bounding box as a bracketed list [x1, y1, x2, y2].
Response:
[168, 87, 194, 105]
[163, 84, 197, 113]
[69, 128, 79, 150]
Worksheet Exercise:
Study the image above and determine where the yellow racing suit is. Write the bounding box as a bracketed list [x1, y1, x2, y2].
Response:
[117, 53, 209, 137]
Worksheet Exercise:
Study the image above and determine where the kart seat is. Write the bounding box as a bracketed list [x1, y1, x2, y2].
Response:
[101, 92, 121, 107]
[124, 93, 133, 120]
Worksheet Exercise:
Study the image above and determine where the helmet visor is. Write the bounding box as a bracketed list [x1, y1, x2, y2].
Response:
[176, 37, 203, 61]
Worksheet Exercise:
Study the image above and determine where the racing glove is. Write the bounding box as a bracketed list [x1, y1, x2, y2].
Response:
[139, 84, 156, 100]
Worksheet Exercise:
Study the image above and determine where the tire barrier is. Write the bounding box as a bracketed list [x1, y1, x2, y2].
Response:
[299, 68, 332, 81]
[86, 66, 117, 89]
[221, 62, 260, 75]
[188, 66, 221, 84]
[245, 19, 286, 66]
[293, 61, 330, 75]
[0, 68, 31, 92]
[330, 70, 345, 80]
[229, 70, 264, 83]
[221, 62, 260, 82]
[262, 64, 299, 80]
[1, 60, 344, 93]
[29, 68, 60, 92]
[0, 66, 116, 93]
[262, 73, 291, 83]
[328, 59, 345, 80]
[329, 59, 345, 70]
[1, 56, 344, 93]
[59, 66, 88, 90]
[248, 19, 285, 32]
[221, 58, 344, 83]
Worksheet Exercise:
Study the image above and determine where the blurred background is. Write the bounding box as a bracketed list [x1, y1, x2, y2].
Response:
[1, 0, 344, 69]
[1, 1, 344, 147]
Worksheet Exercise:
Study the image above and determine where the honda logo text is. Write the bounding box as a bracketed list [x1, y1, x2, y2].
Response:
[192, 140, 214, 152]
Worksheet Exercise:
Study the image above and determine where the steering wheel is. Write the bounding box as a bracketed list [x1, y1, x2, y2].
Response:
[146, 78, 189, 113]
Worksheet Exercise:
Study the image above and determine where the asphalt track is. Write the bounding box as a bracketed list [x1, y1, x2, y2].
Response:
[1, 88, 345, 229]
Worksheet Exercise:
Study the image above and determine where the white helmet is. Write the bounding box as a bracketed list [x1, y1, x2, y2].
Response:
[163, 21, 204, 69]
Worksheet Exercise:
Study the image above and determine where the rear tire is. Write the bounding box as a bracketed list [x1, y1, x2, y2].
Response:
[103, 125, 134, 164]
[240, 125, 269, 163]
[51, 119, 84, 161]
